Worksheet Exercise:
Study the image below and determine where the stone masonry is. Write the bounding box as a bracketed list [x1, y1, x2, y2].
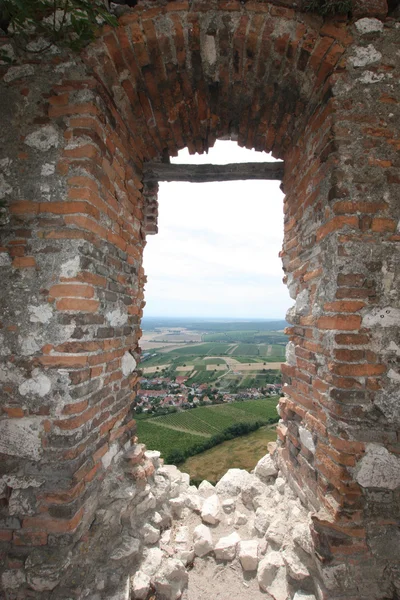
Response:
[0, 1, 399, 598]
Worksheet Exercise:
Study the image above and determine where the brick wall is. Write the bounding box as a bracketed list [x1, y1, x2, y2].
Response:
[0, 1, 399, 598]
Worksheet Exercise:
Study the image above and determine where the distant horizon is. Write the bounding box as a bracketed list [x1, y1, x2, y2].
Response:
[142, 315, 286, 321]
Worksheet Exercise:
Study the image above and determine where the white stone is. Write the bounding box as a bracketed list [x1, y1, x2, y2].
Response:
[358, 71, 385, 84]
[2, 475, 44, 489]
[275, 477, 286, 493]
[215, 468, 253, 496]
[185, 492, 203, 513]
[363, 307, 400, 328]
[0, 44, 15, 64]
[151, 512, 163, 527]
[0, 252, 11, 266]
[136, 491, 156, 515]
[214, 531, 241, 561]
[102, 443, 118, 470]
[349, 44, 382, 68]
[28, 304, 53, 324]
[141, 523, 160, 545]
[266, 518, 286, 547]
[299, 426, 316, 454]
[355, 444, 400, 490]
[0, 418, 42, 460]
[110, 534, 140, 560]
[24, 125, 60, 151]
[141, 548, 163, 576]
[2, 569, 26, 589]
[267, 566, 290, 600]
[241, 478, 267, 508]
[0, 174, 12, 199]
[203, 34, 217, 66]
[60, 256, 80, 278]
[239, 540, 259, 571]
[153, 558, 188, 600]
[293, 522, 313, 555]
[9, 489, 36, 516]
[201, 494, 220, 525]
[257, 551, 285, 593]
[41, 163, 56, 176]
[286, 341, 296, 366]
[131, 571, 150, 600]
[355, 18, 384, 34]
[160, 529, 172, 548]
[282, 549, 310, 581]
[170, 495, 186, 519]
[198, 480, 215, 498]
[122, 351, 136, 376]
[293, 593, 317, 600]
[254, 454, 278, 480]
[174, 526, 190, 547]
[222, 498, 236, 513]
[3, 64, 35, 83]
[19, 334, 40, 356]
[145, 450, 161, 467]
[234, 512, 248, 527]
[295, 289, 310, 316]
[106, 307, 128, 327]
[193, 524, 213, 557]
[254, 507, 274, 536]
[179, 471, 190, 492]
[388, 369, 400, 383]
[177, 549, 194, 566]
[19, 369, 51, 398]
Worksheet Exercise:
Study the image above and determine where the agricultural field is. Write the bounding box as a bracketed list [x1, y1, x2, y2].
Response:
[136, 398, 279, 459]
[136, 420, 205, 458]
[180, 425, 278, 484]
[140, 319, 286, 387]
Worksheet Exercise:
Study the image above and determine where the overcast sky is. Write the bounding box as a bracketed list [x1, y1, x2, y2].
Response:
[142, 141, 292, 319]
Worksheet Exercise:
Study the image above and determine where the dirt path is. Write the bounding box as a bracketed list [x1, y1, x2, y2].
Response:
[149, 420, 210, 438]
[228, 343, 238, 355]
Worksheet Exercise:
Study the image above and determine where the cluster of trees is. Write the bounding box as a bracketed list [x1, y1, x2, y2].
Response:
[165, 417, 279, 465]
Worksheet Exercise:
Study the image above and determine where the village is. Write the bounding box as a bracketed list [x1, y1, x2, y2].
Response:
[136, 375, 282, 414]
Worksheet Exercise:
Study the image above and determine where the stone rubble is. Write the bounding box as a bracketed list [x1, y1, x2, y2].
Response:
[128, 450, 318, 600]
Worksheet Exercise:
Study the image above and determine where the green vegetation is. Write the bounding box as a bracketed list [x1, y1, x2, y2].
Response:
[171, 343, 232, 356]
[1, 0, 116, 53]
[181, 426, 278, 485]
[302, 0, 352, 15]
[136, 398, 279, 464]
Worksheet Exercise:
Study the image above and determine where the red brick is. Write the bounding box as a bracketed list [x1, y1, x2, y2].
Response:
[23, 507, 84, 533]
[56, 298, 99, 312]
[62, 400, 89, 415]
[317, 315, 362, 331]
[13, 531, 48, 546]
[12, 256, 36, 268]
[39, 355, 88, 368]
[331, 363, 386, 377]
[49, 284, 95, 299]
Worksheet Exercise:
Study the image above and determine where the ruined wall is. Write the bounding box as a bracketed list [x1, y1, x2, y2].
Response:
[0, 1, 399, 598]
[0, 47, 150, 595]
[279, 16, 400, 598]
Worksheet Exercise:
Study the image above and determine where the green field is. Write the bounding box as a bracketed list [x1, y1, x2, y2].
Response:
[136, 420, 205, 457]
[136, 399, 279, 461]
[180, 425, 278, 484]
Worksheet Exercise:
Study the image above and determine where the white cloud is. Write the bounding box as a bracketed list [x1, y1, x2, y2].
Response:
[143, 141, 291, 319]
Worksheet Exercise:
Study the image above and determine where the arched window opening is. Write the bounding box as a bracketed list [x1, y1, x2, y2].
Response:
[137, 141, 290, 484]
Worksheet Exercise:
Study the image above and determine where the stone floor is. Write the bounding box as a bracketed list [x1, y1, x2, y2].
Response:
[130, 452, 318, 600]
